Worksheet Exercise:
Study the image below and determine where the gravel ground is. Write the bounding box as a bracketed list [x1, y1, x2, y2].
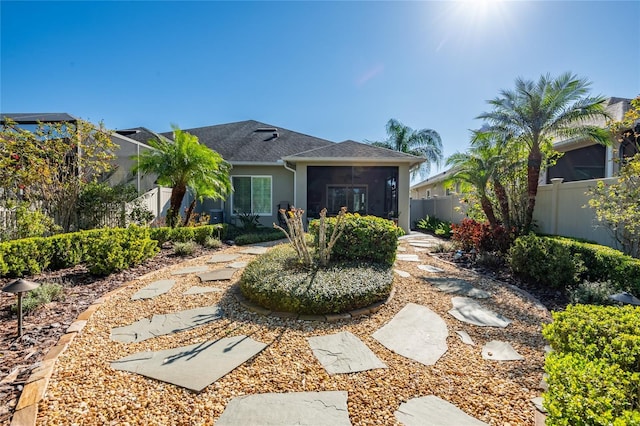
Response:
[36, 241, 550, 425]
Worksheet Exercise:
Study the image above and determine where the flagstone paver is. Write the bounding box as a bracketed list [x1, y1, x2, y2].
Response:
[131, 279, 176, 300]
[429, 278, 491, 299]
[481, 340, 524, 361]
[455, 330, 475, 346]
[394, 269, 411, 278]
[394, 395, 488, 426]
[171, 266, 209, 275]
[110, 306, 223, 343]
[216, 391, 351, 426]
[448, 297, 511, 328]
[228, 261, 249, 269]
[418, 265, 444, 273]
[197, 268, 236, 282]
[308, 331, 387, 375]
[207, 253, 241, 263]
[372, 303, 448, 366]
[183, 286, 222, 295]
[111, 335, 267, 392]
[396, 254, 420, 262]
[409, 241, 438, 248]
[239, 246, 269, 255]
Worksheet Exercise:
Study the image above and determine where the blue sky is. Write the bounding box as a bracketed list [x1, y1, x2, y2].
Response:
[2, 1, 639, 177]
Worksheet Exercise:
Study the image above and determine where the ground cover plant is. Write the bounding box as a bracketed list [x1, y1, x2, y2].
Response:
[415, 215, 452, 238]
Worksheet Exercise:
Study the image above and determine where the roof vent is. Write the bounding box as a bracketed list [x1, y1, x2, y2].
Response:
[255, 127, 278, 132]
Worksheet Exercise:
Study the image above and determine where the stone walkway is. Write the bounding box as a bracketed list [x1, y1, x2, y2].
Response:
[23, 233, 549, 426]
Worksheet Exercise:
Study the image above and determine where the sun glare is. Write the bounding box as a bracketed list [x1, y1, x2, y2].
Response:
[433, 0, 514, 53]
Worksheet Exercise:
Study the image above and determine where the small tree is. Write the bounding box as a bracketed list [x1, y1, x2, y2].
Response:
[273, 207, 312, 267]
[588, 97, 640, 258]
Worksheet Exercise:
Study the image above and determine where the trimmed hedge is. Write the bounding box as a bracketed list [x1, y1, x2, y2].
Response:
[509, 234, 640, 292]
[149, 224, 226, 245]
[542, 305, 640, 424]
[239, 244, 393, 315]
[234, 230, 284, 246]
[0, 226, 158, 278]
[308, 214, 404, 266]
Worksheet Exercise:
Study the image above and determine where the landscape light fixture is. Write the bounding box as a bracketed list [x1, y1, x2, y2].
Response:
[609, 291, 640, 306]
[2, 278, 40, 337]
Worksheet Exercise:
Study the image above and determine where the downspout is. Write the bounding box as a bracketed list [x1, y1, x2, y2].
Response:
[283, 161, 297, 207]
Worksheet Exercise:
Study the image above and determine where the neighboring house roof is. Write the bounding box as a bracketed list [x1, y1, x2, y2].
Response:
[284, 140, 425, 166]
[1, 112, 79, 124]
[410, 167, 458, 191]
[115, 127, 169, 145]
[159, 120, 333, 164]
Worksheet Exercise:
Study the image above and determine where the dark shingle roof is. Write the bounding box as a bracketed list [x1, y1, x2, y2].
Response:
[160, 120, 333, 163]
[284, 140, 425, 164]
[115, 127, 167, 144]
[1, 113, 78, 124]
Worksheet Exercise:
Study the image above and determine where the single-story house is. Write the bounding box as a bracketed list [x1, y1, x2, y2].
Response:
[128, 120, 425, 233]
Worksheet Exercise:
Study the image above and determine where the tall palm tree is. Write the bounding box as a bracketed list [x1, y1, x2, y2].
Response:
[370, 118, 443, 179]
[477, 72, 610, 232]
[133, 126, 232, 227]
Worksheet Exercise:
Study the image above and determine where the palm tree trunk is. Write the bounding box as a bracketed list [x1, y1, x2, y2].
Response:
[168, 184, 186, 228]
[493, 179, 510, 230]
[524, 146, 542, 233]
[183, 199, 197, 226]
[480, 194, 498, 228]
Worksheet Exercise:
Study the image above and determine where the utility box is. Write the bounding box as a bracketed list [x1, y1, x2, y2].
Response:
[210, 209, 224, 224]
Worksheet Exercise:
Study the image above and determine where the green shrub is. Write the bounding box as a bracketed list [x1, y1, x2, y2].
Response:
[550, 236, 640, 294]
[173, 241, 198, 256]
[543, 304, 640, 371]
[416, 215, 452, 238]
[84, 226, 158, 275]
[12, 282, 64, 313]
[235, 230, 285, 246]
[309, 214, 403, 266]
[544, 352, 640, 425]
[508, 234, 583, 288]
[0, 237, 53, 277]
[202, 236, 223, 249]
[543, 304, 640, 424]
[49, 232, 88, 269]
[240, 244, 393, 314]
[570, 280, 617, 305]
[149, 227, 173, 246]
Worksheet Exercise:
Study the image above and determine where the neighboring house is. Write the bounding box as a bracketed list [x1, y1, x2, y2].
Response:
[410, 168, 459, 200]
[544, 97, 637, 183]
[0, 112, 157, 194]
[125, 120, 424, 232]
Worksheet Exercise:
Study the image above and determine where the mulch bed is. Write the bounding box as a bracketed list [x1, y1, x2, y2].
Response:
[0, 244, 224, 424]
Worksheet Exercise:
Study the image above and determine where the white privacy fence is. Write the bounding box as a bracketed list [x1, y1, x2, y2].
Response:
[410, 178, 621, 251]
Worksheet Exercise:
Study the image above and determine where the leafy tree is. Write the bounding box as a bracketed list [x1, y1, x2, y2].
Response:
[133, 126, 232, 227]
[0, 117, 116, 232]
[588, 97, 640, 258]
[478, 72, 610, 232]
[369, 118, 443, 179]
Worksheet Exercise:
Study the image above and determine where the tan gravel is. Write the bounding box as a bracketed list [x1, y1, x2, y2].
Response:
[37, 242, 550, 425]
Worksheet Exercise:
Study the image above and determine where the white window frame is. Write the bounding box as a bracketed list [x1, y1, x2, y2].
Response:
[231, 175, 273, 216]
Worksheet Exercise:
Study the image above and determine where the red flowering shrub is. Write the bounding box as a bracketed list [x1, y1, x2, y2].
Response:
[451, 219, 513, 253]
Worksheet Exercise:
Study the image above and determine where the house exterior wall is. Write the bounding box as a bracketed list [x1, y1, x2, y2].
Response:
[222, 164, 294, 228]
[107, 134, 157, 194]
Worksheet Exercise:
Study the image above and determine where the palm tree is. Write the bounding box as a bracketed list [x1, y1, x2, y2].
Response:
[133, 126, 232, 227]
[446, 141, 502, 228]
[370, 118, 443, 179]
[477, 72, 610, 232]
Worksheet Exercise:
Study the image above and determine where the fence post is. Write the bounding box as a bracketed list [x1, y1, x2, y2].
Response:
[550, 178, 564, 235]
